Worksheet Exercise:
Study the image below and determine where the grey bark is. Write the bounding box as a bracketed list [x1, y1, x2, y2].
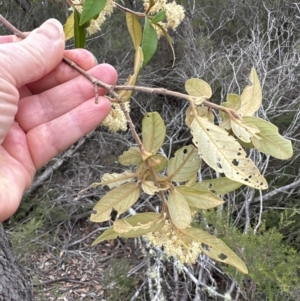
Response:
[0, 224, 32, 301]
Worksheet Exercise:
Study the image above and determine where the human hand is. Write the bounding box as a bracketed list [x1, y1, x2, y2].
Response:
[0, 19, 118, 222]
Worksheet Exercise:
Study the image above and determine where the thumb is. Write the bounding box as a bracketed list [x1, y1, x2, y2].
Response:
[0, 19, 65, 88]
[0, 19, 65, 143]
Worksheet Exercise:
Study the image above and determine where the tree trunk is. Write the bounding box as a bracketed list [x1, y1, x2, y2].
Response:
[0, 224, 32, 301]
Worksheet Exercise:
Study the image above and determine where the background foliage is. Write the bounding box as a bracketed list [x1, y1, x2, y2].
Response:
[1, 0, 300, 300]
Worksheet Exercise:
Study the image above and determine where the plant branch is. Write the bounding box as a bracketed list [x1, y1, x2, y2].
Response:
[0, 14, 25, 38]
[115, 3, 145, 17]
[111, 84, 241, 119]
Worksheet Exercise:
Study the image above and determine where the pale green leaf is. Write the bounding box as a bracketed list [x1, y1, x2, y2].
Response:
[185, 173, 198, 187]
[243, 116, 293, 159]
[185, 78, 212, 100]
[100, 171, 136, 189]
[193, 177, 243, 194]
[126, 12, 142, 49]
[80, 0, 107, 26]
[185, 106, 214, 127]
[168, 189, 191, 229]
[119, 147, 142, 166]
[64, 11, 74, 40]
[190, 116, 268, 190]
[220, 93, 242, 126]
[90, 182, 141, 222]
[92, 227, 119, 246]
[147, 154, 168, 171]
[141, 180, 161, 195]
[176, 186, 224, 210]
[113, 212, 164, 237]
[142, 112, 166, 154]
[238, 68, 262, 117]
[167, 145, 200, 182]
[182, 227, 248, 274]
[222, 93, 242, 111]
[231, 118, 261, 143]
[137, 154, 168, 173]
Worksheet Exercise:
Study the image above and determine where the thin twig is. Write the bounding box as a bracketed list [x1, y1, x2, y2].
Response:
[0, 15, 25, 37]
[115, 3, 145, 17]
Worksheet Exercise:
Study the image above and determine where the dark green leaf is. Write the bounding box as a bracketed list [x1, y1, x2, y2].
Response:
[74, 9, 86, 48]
[80, 0, 107, 26]
[141, 16, 158, 67]
[151, 11, 166, 24]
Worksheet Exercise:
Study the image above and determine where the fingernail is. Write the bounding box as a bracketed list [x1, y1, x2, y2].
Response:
[37, 19, 63, 41]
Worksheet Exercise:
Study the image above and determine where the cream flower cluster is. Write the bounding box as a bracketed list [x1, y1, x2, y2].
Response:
[71, 0, 116, 35]
[143, 0, 185, 36]
[145, 221, 202, 264]
[101, 101, 129, 132]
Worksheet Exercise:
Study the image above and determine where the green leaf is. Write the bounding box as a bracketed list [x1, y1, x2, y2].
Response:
[185, 78, 212, 103]
[167, 145, 200, 182]
[74, 8, 86, 48]
[243, 116, 293, 159]
[189, 115, 268, 190]
[137, 154, 168, 173]
[168, 189, 191, 229]
[126, 12, 142, 48]
[141, 16, 158, 67]
[185, 173, 198, 187]
[92, 227, 119, 246]
[176, 186, 224, 210]
[151, 11, 166, 24]
[238, 68, 262, 117]
[230, 118, 261, 143]
[100, 171, 136, 189]
[64, 11, 74, 40]
[80, 0, 107, 26]
[142, 180, 158, 195]
[220, 93, 242, 127]
[113, 213, 164, 237]
[193, 177, 243, 195]
[182, 227, 248, 274]
[185, 106, 214, 127]
[119, 147, 142, 166]
[142, 112, 166, 155]
[223, 93, 242, 110]
[90, 182, 141, 222]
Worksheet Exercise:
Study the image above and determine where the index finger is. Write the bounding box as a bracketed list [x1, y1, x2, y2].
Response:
[26, 49, 100, 95]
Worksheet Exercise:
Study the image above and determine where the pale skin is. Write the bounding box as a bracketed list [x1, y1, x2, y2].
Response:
[0, 19, 118, 222]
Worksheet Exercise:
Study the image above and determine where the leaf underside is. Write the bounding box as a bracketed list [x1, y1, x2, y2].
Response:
[90, 182, 141, 222]
[182, 227, 248, 274]
[190, 116, 268, 190]
[167, 145, 200, 182]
